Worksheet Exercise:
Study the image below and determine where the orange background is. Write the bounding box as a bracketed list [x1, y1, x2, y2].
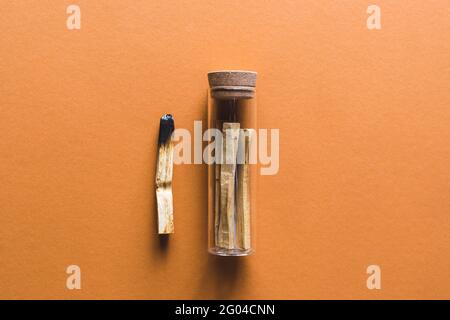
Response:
[1, 1, 449, 299]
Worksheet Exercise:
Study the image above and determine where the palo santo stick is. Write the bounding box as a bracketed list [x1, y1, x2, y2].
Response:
[237, 129, 253, 250]
[155, 114, 175, 234]
[214, 120, 224, 247]
[214, 152, 221, 246]
[217, 122, 240, 249]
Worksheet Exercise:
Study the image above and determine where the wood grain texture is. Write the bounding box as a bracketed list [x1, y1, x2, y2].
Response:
[217, 122, 240, 249]
[237, 129, 253, 250]
[155, 115, 174, 234]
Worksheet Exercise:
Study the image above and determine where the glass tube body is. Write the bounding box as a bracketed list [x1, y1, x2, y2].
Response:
[207, 92, 257, 256]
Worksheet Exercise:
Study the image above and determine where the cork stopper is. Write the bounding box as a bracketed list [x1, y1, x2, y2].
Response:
[208, 70, 257, 100]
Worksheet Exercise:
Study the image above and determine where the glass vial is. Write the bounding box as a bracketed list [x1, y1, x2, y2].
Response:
[207, 70, 257, 256]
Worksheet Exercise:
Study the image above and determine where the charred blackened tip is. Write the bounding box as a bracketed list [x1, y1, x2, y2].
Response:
[158, 114, 175, 145]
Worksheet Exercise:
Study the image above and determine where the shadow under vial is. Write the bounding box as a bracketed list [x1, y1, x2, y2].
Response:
[193, 252, 249, 300]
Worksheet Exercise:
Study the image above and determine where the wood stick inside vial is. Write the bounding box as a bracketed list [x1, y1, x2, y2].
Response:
[217, 122, 240, 249]
[155, 114, 175, 234]
[214, 121, 223, 247]
[236, 129, 253, 250]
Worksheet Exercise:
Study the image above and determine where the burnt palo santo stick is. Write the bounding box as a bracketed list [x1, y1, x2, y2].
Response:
[155, 114, 175, 234]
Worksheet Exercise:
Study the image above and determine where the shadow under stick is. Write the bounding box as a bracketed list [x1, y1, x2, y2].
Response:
[155, 114, 175, 234]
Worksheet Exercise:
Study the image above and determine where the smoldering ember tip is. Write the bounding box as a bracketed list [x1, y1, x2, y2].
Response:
[158, 114, 175, 145]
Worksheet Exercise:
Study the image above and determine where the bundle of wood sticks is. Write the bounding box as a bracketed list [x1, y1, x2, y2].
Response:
[215, 122, 253, 250]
